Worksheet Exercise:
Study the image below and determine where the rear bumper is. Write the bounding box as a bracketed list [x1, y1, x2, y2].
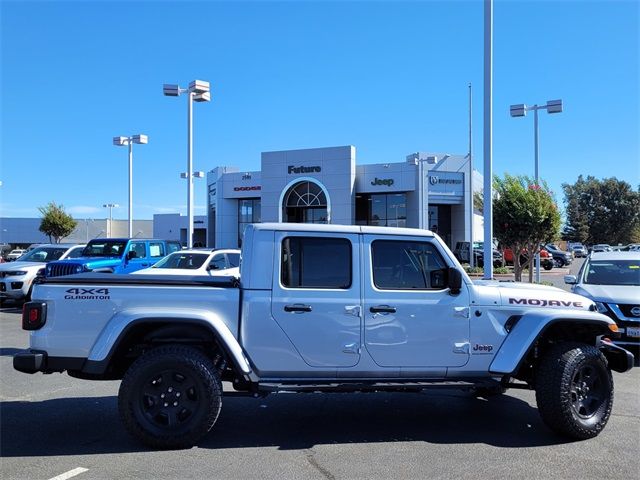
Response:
[13, 350, 85, 374]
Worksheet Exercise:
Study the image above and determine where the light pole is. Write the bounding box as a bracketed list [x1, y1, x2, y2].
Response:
[510, 99, 563, 283]
[163, 80, 211, 248]
[103, 203, 119, 238]
[113, 134, 148, 237]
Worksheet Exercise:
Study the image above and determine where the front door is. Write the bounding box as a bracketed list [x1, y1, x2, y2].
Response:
[121, 241, 149, 273]
[270, 232, 361, 368]
[362, 235, 470, 367]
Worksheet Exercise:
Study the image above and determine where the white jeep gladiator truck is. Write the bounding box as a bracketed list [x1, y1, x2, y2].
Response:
[14, 224, 634, 448]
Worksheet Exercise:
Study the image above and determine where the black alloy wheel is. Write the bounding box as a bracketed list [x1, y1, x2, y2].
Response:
[119, 344, 222, 449]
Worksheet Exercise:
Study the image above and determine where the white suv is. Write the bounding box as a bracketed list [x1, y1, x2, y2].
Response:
[0, 244, 85, 304]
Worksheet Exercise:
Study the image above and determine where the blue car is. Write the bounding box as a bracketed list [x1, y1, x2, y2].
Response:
[45, 238, 182, 277]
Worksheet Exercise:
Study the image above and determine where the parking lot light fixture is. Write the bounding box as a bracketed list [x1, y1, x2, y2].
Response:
[113, 134, 148, 237]
[163, 79, 212, 248]
[102, 203, 119, 238]
[509, 98, 563, 282]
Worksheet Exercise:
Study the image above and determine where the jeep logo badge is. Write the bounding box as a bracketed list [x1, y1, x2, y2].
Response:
[631, 307, 640, 317]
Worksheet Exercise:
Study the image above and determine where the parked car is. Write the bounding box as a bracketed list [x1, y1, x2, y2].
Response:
[544, 243, 573, 268]
[453, 241, 503, 268]
[6, 249, 27, 261]
[565, 251, 640, 353]
[44, 238, 182, 277]
[0, 244, 85, 304]
[568, 242, 588, 258]
[14, 223, 634, 448]
[502, 246, 554, 270]
[591, 244, 612, 253]
[133, 249, 240, 276]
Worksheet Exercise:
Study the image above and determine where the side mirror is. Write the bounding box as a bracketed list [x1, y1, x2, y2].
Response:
[564, 275, 577, 285]
[207, 263, 219, 270]
[447, 267, 462, 295]
[127, 251, 137, 260]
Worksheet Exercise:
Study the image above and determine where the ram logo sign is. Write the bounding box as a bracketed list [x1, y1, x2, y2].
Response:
[509, 297, 583, 308]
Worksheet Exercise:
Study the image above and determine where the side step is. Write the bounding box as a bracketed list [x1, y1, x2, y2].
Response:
[257, 380, 486, 394]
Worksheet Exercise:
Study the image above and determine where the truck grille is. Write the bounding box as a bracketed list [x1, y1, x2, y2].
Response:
[48, 263, 81, 277]
[619, 304, 640, 319]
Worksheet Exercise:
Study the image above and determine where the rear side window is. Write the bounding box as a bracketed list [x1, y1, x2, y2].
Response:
[66, 247, 84, 259]
[372, 240, 448, 290]
[281, 237, 351, 289]
[149, 242, 165, 258]
[227, 253, 240, 267]
[166, 242, 182, 254]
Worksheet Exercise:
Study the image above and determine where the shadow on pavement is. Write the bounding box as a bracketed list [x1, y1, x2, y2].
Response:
[1, 389, 571, 457]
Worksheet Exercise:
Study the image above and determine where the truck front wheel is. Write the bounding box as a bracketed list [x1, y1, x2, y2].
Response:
[535, 342, 613, 439]
[118, 344, 222, 449]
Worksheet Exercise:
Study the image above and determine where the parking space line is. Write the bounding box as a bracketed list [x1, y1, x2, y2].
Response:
[48, 467, 89, 480]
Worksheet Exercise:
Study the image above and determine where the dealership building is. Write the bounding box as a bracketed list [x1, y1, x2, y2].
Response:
[206, 145, 482, 249]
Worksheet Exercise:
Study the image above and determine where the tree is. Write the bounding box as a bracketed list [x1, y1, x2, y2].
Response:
[562, 176, 640, 245]
[493, 175, 561, 282]
[38, 202, 77, 243]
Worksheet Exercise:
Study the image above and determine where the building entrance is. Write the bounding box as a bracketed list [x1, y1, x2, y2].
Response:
[283, 181, 328, 224]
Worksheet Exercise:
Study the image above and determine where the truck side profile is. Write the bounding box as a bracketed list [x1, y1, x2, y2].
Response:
[14, 224, 634, 448]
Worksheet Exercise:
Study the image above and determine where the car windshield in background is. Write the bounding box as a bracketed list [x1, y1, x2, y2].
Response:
[152, 253, 209, 270]
[583, 260, 640, 286]
[16, 247, 69, 263]
[82, 240, 128, 257]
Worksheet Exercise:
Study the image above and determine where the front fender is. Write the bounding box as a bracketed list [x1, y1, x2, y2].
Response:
[86, 307, 252, 375]
[489, 309, 616, 375]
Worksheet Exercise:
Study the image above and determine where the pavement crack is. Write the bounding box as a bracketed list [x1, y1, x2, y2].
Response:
[305, 449, 336, 480]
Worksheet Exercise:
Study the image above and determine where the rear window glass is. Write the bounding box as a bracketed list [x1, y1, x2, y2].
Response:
[281, 237, 351, 289]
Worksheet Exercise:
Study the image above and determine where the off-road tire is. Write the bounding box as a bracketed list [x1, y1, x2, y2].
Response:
[118, 344, 222, 449]
[535, 342, 613, 440]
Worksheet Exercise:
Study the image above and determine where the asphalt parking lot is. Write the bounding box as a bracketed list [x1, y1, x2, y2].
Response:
[1, 261, 638, 480]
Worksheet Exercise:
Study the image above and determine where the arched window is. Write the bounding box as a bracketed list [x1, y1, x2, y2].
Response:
[282, 181, 329, 224]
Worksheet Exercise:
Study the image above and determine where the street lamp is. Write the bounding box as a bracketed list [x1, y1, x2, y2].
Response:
[163, 79, 211, 248]
[113, 134, 148, 237]
[510, 98, 563, 283]
[102, 203, 119, 238]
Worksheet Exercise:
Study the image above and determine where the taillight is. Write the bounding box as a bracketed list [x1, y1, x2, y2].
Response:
[22, 302, 47, 330]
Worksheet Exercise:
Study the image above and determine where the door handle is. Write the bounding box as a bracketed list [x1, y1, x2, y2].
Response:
[369, 305, 396, 314]
[284, 304, 312, 313]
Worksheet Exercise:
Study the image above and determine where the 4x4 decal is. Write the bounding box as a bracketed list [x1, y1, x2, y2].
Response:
[64, 288, 110, 300]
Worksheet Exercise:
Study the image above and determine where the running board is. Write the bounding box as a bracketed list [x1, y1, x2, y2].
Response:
[257, 380, 487, 394]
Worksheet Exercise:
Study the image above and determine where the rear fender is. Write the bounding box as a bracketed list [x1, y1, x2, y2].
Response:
[489, 309, 616, 375]
[86, 307, 252, 375]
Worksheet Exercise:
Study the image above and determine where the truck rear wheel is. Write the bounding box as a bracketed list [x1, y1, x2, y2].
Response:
[118, 344, 222, 449]
[535, 342, 613, 439]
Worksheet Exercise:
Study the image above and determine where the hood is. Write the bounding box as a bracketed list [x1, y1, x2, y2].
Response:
[573, 284, 640, 304]
[50, 257, 122, 269]
[0, 261, 45, 271]
[473, 280, 594, 311]
[133, 267, 240, 277]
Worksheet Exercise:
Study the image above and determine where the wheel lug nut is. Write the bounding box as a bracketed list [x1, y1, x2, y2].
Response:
[164, 403, 168, 407]
[176, 392, 181, 397]
[174, 402, 178, 406]
[168, 387, 173, 393]
[161, 394, 165, 398]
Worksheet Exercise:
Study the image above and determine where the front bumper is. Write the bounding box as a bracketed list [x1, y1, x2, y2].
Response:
[598, 340, 635, 373]
[13, 350, 85, 374]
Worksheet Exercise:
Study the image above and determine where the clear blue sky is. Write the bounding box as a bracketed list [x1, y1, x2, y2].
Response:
[1, 0, 638, 221]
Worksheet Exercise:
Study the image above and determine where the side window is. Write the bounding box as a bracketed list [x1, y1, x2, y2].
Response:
[209, 254, 227, 270]
[372, 240, 448, 290]
[128, 241, 147, 259]
[281, 237, 351, 289]
[166, 242, 181, 254]
[66, 247, 85, 259]
[227, 253, 240, 268]
[149, 242, 165, 258]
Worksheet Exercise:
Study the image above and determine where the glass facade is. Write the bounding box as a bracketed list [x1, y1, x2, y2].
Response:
[355, 193, 407, 227]
[283, 181, 328, 224]
[238, 198, 261, 246]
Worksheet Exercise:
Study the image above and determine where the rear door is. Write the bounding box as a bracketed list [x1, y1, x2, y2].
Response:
[270, 233, 361, 368]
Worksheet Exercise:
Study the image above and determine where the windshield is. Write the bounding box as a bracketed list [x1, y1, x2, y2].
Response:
[151, 252, 209, 270]
[82, 240, 128, 257]
[15, 247, 70, 263]
[583, 260, 640, 286]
